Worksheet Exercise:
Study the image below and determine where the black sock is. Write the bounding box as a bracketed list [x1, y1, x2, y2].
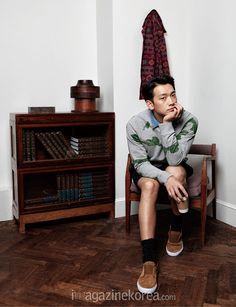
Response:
[170, 212, 183, 231]
[141, 238, 157, 263]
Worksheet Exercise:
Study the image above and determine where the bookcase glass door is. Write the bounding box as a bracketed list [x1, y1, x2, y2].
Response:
[22, 166, 113, 213]
[21, 123, 112, 163]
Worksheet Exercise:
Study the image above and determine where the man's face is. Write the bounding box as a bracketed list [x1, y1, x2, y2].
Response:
[146, 83, 177, 122]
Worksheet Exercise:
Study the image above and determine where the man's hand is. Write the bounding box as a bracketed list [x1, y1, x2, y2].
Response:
[163, 103, 184, 123]
[165, 176, 188, 203]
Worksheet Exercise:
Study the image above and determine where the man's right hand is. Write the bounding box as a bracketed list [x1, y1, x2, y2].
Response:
[165, 176, 188, 203]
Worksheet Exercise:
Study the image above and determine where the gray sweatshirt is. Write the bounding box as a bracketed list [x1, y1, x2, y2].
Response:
[126, 109, 198, 184]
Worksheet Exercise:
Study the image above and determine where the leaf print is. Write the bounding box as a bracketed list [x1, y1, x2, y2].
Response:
[143, 136, 160, 146]
[131, 134, 142, 144]
[182, 118, 198, 134]
[164, 142, 179, 153]
[189, 118, 198, 133]
[133, 158, 149, 166]
[144, 121, 151, 129]
[177, 130, 188, 140]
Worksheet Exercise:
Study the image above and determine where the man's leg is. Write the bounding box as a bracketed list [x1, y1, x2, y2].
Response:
[136, 177, 160, 294]
[138, 177, 160, 240]
[165, 166, 187, 256]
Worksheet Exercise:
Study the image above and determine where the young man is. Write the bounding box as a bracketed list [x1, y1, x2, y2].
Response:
[126, 76, 198, 294]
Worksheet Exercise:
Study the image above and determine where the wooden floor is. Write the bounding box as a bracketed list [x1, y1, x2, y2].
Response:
[0, 209, 235, 307]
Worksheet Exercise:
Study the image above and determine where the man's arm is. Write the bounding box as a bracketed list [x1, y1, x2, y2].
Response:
[126, 120, 172, 184]
[159, 107, 198, 202]
[159, 110, 198, 165]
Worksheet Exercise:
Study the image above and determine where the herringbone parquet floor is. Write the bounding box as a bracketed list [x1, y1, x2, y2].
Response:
[0, 209, 235, 306]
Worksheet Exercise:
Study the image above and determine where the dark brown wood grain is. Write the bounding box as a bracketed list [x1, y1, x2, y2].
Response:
[0, 210, 235, 306]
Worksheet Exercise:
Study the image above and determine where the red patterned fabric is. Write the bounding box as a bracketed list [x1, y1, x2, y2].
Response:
[139, 9, 170, 99]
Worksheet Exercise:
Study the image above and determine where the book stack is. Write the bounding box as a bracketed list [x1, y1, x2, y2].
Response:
[35, 131, 77, 159]
[23, 129, 36, 161]
[70, 136, 109, 157]
[56, 170, 110, 202]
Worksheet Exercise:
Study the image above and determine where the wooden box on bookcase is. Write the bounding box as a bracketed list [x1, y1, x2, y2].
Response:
[10, 112, 115, 233]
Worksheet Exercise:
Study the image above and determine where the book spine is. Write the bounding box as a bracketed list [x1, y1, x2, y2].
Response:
[70, 139, 107, 146]
[69, 173, 75, 201]
[35, 132, 60, 159]
[70, 144, 108, 152]
[65, 174, 70, 201]
[61, 174, 66, 202]
[57, 174, 63, 202]
[45, 132, 65, 159]
[22, 130, 27, 161]
[56, 132, 77, 158]
[30, 130, 36, 161]
[74, 173, 79, 200]
[70, 136, 106, 142]
[26, 130, 31, 161]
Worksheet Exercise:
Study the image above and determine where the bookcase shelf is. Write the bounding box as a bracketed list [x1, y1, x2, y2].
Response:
[10, 112, 115, 233]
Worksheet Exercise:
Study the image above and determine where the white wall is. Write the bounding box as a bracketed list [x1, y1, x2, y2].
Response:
[96, 0, 114, 111]
[187, 0, 236, 226]
[0, 0, 98, 220]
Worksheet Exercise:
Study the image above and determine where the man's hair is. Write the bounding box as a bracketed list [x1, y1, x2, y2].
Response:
[142, 75, 175, 101]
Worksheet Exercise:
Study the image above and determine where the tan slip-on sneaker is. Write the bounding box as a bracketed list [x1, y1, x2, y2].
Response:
[177, 198, 189, 214]
[166, 229, 183, 257]
[137, 261, 157, 294]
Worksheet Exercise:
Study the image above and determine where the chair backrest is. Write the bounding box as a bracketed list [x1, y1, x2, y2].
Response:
[127, 144, 216, 167]
[189, 144, 216, 157]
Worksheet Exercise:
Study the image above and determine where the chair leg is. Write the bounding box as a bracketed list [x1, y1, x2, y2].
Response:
[126, 199, 131, 233]
[200, 203, 207, 246]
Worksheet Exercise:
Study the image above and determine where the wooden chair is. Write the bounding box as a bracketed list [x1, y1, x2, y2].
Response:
[125, 144, 216, 246]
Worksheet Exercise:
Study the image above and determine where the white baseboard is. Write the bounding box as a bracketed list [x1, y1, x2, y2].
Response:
[115, 197, 236, 228]
[0, 187, 13, 221]
[115, 198, 136, 218]
[216, 199, 236, 227]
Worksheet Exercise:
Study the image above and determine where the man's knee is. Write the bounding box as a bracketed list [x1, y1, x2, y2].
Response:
[138, 177, 160, 194]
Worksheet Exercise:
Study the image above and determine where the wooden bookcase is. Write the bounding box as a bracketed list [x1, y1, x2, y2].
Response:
[10, 112, 115, 233]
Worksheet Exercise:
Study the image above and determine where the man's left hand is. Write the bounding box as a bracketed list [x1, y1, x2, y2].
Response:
[163, 103, 184, 122]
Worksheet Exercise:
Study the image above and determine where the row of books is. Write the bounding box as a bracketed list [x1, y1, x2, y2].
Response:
[70, 136, 110, 157]
[56, 171, 110, 202]
[35, 131, 77, 159]
[25, 171, 111, 205]
[22, 130, 110, 161]
[23, 130, 36, 161]
[70, 136, 106, 143]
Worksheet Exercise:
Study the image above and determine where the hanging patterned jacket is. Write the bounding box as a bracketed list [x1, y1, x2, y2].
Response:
[139, 9, 170, 99]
